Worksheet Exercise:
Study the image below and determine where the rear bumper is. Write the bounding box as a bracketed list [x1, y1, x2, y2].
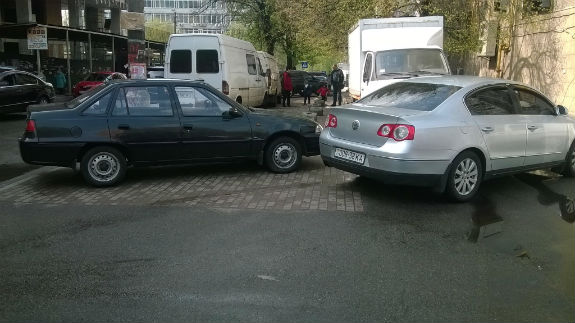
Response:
[19, 140, 82, 167]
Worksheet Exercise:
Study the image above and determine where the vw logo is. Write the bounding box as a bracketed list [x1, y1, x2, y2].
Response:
[352, 120, 360, 130]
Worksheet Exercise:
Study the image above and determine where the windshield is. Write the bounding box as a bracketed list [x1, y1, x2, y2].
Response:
[374, 49, 449, 78]
[85, 73, 110, 82]
[66, 83, 108, 108]
[358, 82, 461, 111]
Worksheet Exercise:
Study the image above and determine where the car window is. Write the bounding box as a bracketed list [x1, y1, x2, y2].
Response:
[170, 50, 192, 74]
[363, 53, 373, 82]
[256, 57, 264, 76]
[246, 54, 257, 75]
[0, 74, 16, 86]
[83, 91, 113, 115]
[112, 86, 173, 116]
[175, 86, 232, 117]
[358, 82, 462, 111]
[16, 73, 38, 85]
[514, 88, 555, 115]
[196, 50, 219, 74]
[465, 87, 515, 115]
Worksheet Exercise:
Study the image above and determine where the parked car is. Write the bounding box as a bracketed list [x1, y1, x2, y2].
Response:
[320, 76, 575, 201]
[0, 69, 55, 113]
[72, 71, 114, 97]
[288, 70, 327, 96]
[20, 79, 322, 186]
[165, 34, 267, 107]
[147, 66, 164, 78]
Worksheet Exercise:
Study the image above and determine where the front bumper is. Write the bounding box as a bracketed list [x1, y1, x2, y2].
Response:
[303, 133, 320, 156]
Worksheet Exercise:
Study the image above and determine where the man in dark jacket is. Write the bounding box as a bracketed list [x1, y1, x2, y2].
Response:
[330, 64, 344, 106]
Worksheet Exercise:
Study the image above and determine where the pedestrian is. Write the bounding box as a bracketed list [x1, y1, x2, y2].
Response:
[281, 66, 293, 107]
[329, 64, 344, 106]
[302, 82, 313, 105]
[317, 84, 329, 102]
[54, 67, 67, 95]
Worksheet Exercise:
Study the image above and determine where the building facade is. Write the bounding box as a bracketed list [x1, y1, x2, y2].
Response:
[144, 0, 231, 34]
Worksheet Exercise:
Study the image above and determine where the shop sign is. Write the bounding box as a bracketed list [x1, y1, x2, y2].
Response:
[27, 26, 48, 50]
[130, 63, 147, 79]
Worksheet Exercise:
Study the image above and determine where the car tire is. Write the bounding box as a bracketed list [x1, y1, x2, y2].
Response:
[81, 146, 127, 187]
[265, 136, 302, 173]
[446, 151, 482, 202]
[37, 96, 49, 105]
[561, 142, 575, 177]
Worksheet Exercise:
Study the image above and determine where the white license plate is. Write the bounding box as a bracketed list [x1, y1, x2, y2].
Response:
[334, 148, 365, 164]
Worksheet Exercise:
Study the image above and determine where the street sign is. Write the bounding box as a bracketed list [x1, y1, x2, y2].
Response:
[301, 61, 308, 69]
[129, 63, 147, 79]
[27, 26, 48, 50]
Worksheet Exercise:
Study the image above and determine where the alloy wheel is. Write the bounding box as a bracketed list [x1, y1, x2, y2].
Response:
[454, 158, 479, 196]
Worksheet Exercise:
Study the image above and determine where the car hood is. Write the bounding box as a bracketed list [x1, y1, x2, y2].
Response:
[28, 102, 71, 113]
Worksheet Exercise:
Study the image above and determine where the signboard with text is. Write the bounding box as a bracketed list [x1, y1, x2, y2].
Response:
[130, 63, 147, 80]
[27, 26, 48, 50]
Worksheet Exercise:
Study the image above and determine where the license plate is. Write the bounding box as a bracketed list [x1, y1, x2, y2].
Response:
[334, 148, 365, 164]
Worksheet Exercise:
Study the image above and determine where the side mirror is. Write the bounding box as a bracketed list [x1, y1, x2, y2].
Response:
[224, 107, 243, 119]
[556, 105, 568, 116]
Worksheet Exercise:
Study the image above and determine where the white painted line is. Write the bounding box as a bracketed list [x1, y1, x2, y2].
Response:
[0, 166, 60, 193]
[257, 275, 279, 282]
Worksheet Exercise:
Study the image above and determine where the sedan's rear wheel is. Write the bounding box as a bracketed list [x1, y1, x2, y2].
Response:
[446, 151, 482, 202]
[38, 96, 49, 105]
[81, 147, 126, 187]
[265, 137, 302, 173]
[562, 142, 575, 178]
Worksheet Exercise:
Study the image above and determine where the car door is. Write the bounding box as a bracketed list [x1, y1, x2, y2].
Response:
[512, 86, 569, 165]
[361, 52, 378, 97]
[108, 85, 182, 163]
[0, 74, 17, 108]
[466, 85, 526, 170]
[15, 73, 43, 104]
[173, 85, 253, 161]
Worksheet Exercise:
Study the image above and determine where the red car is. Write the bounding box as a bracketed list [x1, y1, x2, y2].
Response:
[72, 72, 113, 97]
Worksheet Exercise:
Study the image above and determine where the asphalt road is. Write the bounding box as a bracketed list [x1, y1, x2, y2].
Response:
[0, 97, 573, 323]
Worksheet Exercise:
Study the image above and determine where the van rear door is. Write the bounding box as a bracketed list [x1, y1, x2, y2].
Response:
[193, 36, 222, 91]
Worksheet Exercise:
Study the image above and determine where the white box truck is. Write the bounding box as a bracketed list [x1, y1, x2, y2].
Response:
[348, 16, 451, 101]
[165, 34, 266, 107]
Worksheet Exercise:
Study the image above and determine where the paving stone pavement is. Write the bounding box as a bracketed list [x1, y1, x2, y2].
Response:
[0, 157, 364, 212]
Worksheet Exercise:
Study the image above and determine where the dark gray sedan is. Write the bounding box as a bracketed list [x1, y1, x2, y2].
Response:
[0, 69, 55, 113]
[20, 79, 321, 186]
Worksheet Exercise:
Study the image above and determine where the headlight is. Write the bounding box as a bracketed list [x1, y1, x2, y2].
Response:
[315, 124, 323, 134]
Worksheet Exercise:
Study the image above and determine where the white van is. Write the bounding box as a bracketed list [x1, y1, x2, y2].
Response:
[256, 51, 280, 107]
[165, 34, 266, 107]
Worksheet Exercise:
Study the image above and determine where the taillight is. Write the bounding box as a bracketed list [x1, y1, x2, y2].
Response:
[222, 80, 229, 95]
[377, 124, 415, 141]
[325, 114, 338, 128]
[25, 119, 36, 133]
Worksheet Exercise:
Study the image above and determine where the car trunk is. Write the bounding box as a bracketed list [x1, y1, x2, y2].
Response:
[328, 104, 426, 147]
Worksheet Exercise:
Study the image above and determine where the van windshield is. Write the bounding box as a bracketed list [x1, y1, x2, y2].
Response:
[374, 48, 449, 78]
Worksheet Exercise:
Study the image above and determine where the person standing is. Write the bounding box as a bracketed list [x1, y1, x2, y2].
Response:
[281, 66, 293, 107]
[317, 84, 329, 102]
[330, 64, 344, 106]
[302, 82, 313, 105]
[54, 68, 67, 95]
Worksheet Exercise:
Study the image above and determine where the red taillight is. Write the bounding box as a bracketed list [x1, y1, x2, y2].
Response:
[377, 124, 415, 141]
[25, 119, 36, 132]
[325, 114, 338, 128]
[222, 80, 229, 95]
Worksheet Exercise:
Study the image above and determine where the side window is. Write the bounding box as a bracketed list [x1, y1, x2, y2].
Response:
[246, 54, 257, 75]
[514, 88, 555, 115]
[175, 86, 232, 117]
[170, 50, 192, 73]
[196, 50, 219, 73]
[1, 75, 16, 86]
[112, 87, 173, 116]
[465, 87, 515, 115]
[256, 57, 264, 76]
[83, 91, 113, 115]
[363, 54, 373, 82]
[16, 74, 38, 85]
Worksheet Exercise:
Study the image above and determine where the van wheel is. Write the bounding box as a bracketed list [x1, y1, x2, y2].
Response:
[81, 146, 126, 187]
[236, 97, 243, 105]
[446, 151, 482, 202]
[562, 142, 575, 177]
[265, 137, 302, 173]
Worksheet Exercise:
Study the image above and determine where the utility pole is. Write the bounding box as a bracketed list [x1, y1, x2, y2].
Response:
[173, 10, 177, 34]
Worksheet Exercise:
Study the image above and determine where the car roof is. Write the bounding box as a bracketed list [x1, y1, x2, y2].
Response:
[107, 79, 206, 85]
[402, 75, 525, 88]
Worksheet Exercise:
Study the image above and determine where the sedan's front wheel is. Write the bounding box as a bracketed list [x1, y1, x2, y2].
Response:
[81, 146, 126, 187]
[446, 151, 482, 202]
[562, 142, 575, 177]
[265, 137, 302, 173]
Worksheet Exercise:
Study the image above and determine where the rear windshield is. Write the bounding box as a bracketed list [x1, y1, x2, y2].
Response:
[358, 82, 461, 111]
[86, 73, 109, 82]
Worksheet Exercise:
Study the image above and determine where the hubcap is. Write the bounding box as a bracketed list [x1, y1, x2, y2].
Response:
[88, 152, 120, 183]
[273, 143, 297, 169]
[454, 158, 479, 196]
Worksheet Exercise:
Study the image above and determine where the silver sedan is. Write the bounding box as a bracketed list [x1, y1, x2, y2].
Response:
[320, 76, 575, 201]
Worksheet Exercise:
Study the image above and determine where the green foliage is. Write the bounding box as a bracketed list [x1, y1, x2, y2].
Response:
[145, 19, 173, 43]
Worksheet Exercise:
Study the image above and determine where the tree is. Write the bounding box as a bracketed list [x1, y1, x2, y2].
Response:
[145, 19, 173, 43]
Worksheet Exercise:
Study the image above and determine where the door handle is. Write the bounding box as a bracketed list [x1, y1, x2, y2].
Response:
[118, 124, 130, 130]
[183, 124, 193, 132]
[481, 126, 494, 133]
[527, 125, 538, 131]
